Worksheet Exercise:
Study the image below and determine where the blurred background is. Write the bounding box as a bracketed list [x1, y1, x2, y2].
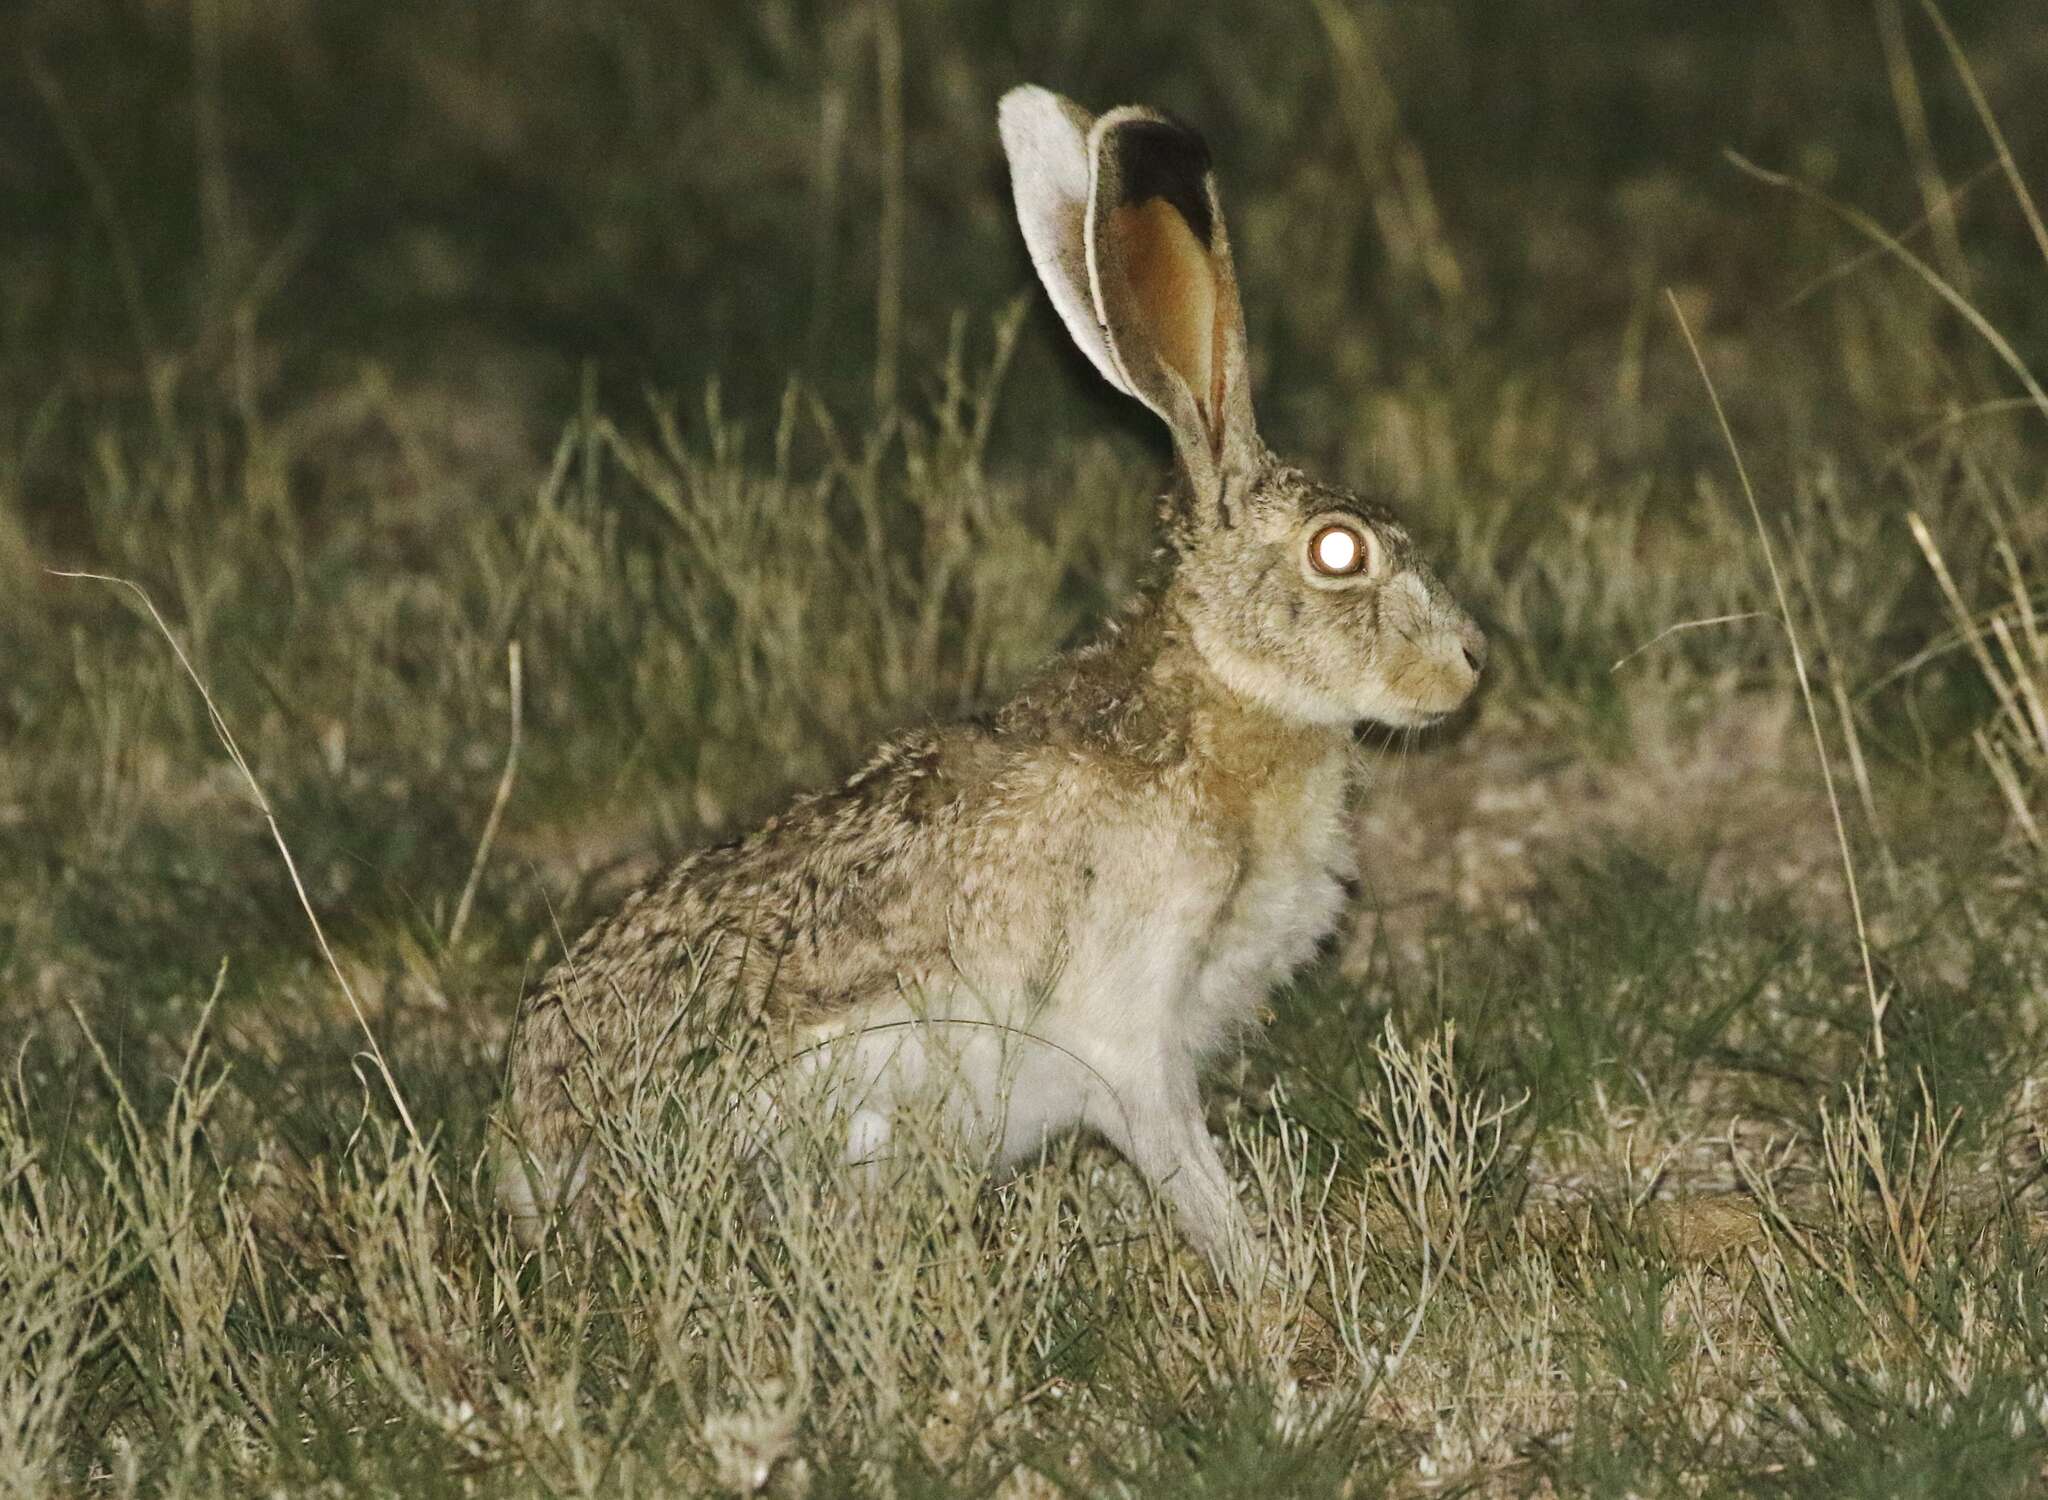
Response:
[9, 1, 2047, 487]
[4, 0, 2045, 1053]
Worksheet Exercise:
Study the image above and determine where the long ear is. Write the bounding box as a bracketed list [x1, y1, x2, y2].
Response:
[997, 86, 1133, 400]
[1085, 105, 1259, 517]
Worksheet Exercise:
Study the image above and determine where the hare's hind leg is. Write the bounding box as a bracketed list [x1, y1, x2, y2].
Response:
[788, 1000, 1025, 1181]
[493, 1130, 590, 1249]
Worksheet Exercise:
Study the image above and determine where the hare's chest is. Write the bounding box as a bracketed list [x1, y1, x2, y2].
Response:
[1177, 751, 1355, 1048]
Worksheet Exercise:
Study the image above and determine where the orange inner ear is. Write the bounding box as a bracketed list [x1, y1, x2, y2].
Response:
[1114, 197, 1221, 449]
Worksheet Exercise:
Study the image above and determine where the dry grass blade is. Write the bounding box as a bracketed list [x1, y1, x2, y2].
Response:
[1609, 611, 1769, 673]
[1778, 156, 2000, 311]
[47, 569, 444, 1205]
[1726, 150, 2048, 427]
[1309, 0, 1465, 305]
[1918, 0, 2048, 272]
[1792, 542, 1901, 894]
[1663, 295, 1887, 1059]
[1876, 0, 1971, 296]
[1974, 728, 2045, 853]
[448, 640, 523, 949]
[1909, 514, 2048, 853]
[1857, 575, 2048, 699]
[1907, 513, 2024, 734]
[870, 0, 905, 414]
[25, 58, 160, 374]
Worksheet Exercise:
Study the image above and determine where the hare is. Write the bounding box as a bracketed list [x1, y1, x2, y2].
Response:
[495, 85, 1486, 1286]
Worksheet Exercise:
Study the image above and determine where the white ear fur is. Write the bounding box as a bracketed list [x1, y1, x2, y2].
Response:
[1002, 85, 1262, 522]
[997, 86, 1133, 399]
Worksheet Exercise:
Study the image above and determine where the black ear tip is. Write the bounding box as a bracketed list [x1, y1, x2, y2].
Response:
[1111, 115, 1215, 248]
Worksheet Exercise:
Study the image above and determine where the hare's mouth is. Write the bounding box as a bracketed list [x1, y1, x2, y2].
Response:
[1363, 671, 1482, 730]
[1352, 695, 1474, 738]
[1370, 704, 1456, 731]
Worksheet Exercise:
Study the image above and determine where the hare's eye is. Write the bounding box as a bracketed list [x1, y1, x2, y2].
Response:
[1308, 524, 1371, 578]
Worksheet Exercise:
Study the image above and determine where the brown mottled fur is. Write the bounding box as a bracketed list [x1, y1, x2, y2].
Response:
[502, 585, 1335, 1168]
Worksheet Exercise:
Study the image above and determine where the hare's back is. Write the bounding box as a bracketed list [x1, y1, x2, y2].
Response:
[520, 726, 1079, 1049]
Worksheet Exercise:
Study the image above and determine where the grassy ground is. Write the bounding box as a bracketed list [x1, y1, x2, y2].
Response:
[5, 2, 2048, 1494]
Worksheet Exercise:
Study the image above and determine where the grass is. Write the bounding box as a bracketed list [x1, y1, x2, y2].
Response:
[6, 1, 2048, 1494]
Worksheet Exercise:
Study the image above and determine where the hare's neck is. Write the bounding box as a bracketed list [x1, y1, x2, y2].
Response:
[1147, 613, 1348, 788]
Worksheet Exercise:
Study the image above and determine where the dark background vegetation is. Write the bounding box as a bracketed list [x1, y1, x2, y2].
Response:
[10, 3, 2047, 467]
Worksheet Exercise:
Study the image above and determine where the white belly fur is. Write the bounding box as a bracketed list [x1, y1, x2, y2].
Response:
[790, 750, 1355, 1174]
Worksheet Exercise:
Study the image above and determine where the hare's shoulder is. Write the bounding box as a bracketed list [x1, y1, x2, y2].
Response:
[985, 600, 1193, 769]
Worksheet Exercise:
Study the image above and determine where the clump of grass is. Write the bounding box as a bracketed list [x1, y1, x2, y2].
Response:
[1910, 507, 2048, 858]
[0, 1060, 120, 1493]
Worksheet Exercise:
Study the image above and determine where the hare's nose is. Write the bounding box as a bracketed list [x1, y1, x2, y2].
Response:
[1457, 621, 1488, 676]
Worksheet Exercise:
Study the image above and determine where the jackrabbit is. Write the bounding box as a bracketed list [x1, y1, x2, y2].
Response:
[496, 85, 1486, 1284]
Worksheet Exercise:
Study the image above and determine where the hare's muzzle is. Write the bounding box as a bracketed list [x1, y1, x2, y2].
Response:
[1456, 618, 1488, 679]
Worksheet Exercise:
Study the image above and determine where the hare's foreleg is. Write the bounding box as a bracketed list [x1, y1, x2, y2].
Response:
[1092, 1057, 1258, 1290]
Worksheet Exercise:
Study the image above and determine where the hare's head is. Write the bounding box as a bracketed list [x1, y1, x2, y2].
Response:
[1000, 86, 1485, 729]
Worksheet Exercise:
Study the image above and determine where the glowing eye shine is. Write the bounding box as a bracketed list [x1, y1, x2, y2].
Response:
[1310, 524, 1367, 577]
